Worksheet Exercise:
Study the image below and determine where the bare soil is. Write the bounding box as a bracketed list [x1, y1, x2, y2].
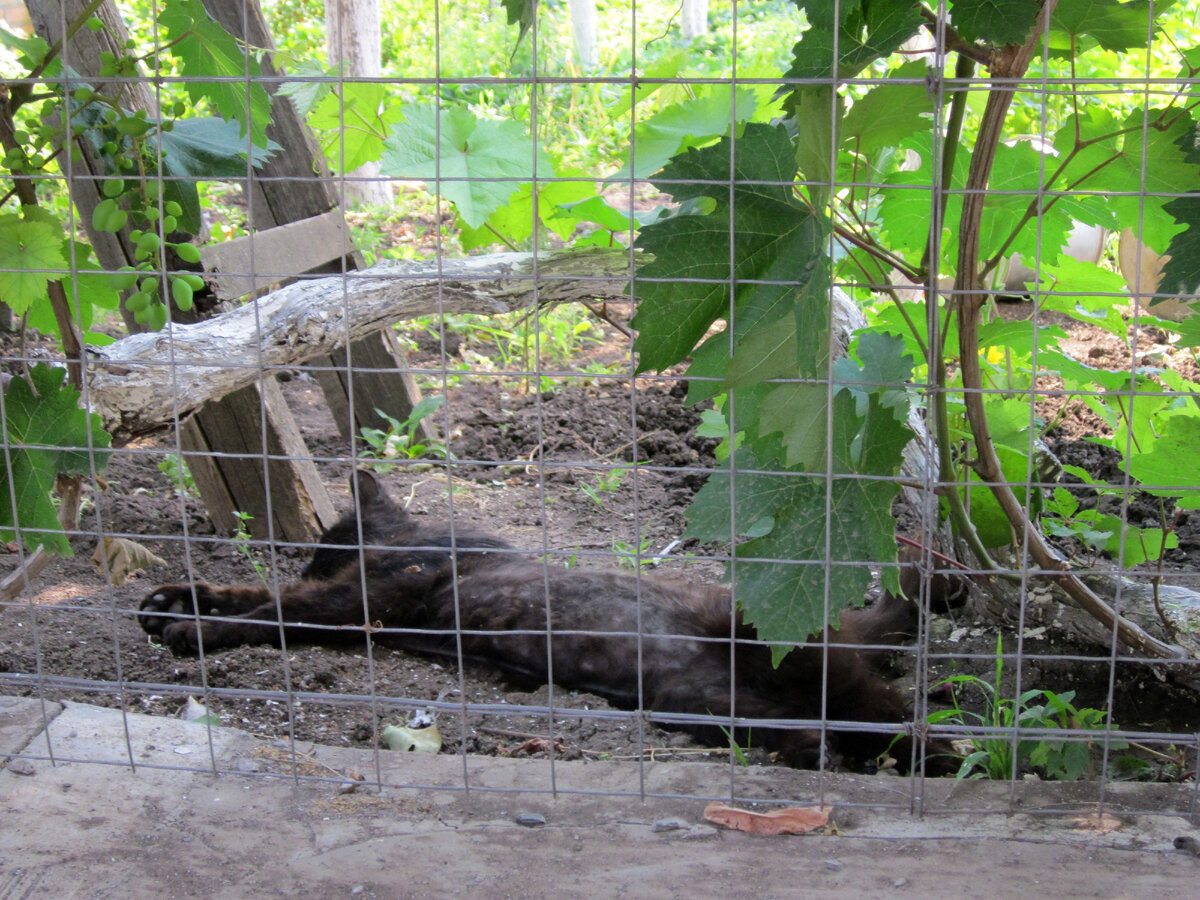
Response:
[3, 307, 1200, 777]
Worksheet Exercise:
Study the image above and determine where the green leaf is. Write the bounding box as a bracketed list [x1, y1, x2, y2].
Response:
[309, 83, 401, 172]
[983, 141, 1074, 266]
[1125, 414, 1200, 501]
[27, 242, 121, 342]
[157, 0, 273, 146]
[737, 476, 902, 664]
[1112, 112, 1193, 254]
[950, 0, 1043, 45]
[0, 217, 66, 315]
[0, 366, 112, 556]
[278, 60, 335, 118]
[1025, 257, 1129, 336]
[785, 0, 923, 82]
[501, 0, 536, 46]
[161, 117, 279, 177]
[631, 122, 828, 373]
[758, 383, 830, 470]
[611, 87, 758, 181]
[792, 85, 839, 204]
[978, 320, 1067, 356]
[380, 104, 543, 229]
[841, 62, 935, 157]
[558, 195, 638, 235]
[1171, 312, 1200, 349]
[459, 178, 593, 251]
[878, 133, 970, 261]
[1158, 195, 1200, 300]
[1050, 0, 1156, 52]
[157, 116, 279, 234]
[0, 23, 50, 67]
[684, 446, 795, 544]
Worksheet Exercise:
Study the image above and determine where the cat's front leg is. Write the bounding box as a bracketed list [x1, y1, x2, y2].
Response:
[139, 583, 278, 653]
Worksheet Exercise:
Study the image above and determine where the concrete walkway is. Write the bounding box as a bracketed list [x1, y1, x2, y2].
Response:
[2, 695, 1199, 898]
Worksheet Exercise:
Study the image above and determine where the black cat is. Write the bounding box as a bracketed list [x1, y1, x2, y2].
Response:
[139, 472, 958, 772]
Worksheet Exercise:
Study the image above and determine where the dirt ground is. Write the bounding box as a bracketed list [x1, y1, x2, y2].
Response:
[3, 306, 1200, 782]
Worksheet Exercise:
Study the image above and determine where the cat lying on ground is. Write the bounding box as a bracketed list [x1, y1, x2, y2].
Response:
[139, 472, 960, 773]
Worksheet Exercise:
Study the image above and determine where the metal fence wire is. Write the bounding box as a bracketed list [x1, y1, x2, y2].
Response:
[2, 0, 1200, 822]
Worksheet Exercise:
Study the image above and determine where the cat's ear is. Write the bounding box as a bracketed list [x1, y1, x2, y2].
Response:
[349, 469, 382, 507]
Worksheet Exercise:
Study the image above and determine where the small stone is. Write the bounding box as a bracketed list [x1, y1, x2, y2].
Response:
[5, 758, 36, 776]
[894, 878, 908, 888]
[515, 813, 546, 828]
[681, 825, 719, 841]
[338, 782, 359, 795]
[824, 860, 842, 872]
[652, 818, 689, 833]
[231, 758, 263, 774]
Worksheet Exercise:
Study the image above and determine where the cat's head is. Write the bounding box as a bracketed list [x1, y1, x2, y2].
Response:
[301, 471, 409, 580]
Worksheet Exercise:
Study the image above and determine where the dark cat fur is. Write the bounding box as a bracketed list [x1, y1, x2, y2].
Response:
[140, 472, 959, 773]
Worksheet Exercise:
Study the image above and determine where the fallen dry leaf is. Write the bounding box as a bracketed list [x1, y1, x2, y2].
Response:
[1069, 813, 1122, 835]
[91, 536, 167, 585]
[703, 802, 832, 836]
[496, 738, 567, 757]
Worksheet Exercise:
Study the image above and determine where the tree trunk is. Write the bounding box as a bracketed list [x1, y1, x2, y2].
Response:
[325, 0, 391, 207]
[568, 0, 598, 70]
[681, 0, 708, 40]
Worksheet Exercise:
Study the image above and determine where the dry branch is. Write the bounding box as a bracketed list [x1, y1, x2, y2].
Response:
[85, 248, 635, 442]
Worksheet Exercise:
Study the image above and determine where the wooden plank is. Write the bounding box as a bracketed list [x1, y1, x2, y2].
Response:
[313, 329, 436, 441]
[200, 211, 354, 301]
[179, 379, 338, 543]
[199, 0, 342, 228]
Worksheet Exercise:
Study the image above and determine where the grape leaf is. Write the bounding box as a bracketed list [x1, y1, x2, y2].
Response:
[686, 345, 914, 658]
[157, 0, 272, 146]
[983, 141, 1073, 266]
[159, 117, 279, 233]
[380, 104, 544, 229]
[685, 446, 794, 544]
[736, 475, 901, 664]
[1050, 0, 1156, 53]
[1158, 195, 1200, 301]
[0, 22, 50, 68]
[309, 83, 402, 173]
[0, 217, 66, 315]
[1125, 414, 1200, 502]
[458, 178, 594, 251]
[278, 60, 335, 118]
[841, 62, 934, 157]
[1111, 112, 1193, 253]
[1053, 109, 1192, 255]
[950, 0, 1043, 45]
[877, 133, 970, 262]
[1025, 257, 1130, 336]
[501, 0, 536, 45]
[0, 366, 111, 556]
[758, 383, 831, 470]
[611, 87, 758, 181]
[27, 242, 122, 344]
[784, 0, 923, 81]
[631, 122, 827, 373]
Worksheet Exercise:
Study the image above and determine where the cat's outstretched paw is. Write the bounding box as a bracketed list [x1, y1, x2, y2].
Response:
[138, 584, 216, 638]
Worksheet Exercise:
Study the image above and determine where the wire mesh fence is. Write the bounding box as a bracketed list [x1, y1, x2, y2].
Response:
[3, 0, 1200, 822]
